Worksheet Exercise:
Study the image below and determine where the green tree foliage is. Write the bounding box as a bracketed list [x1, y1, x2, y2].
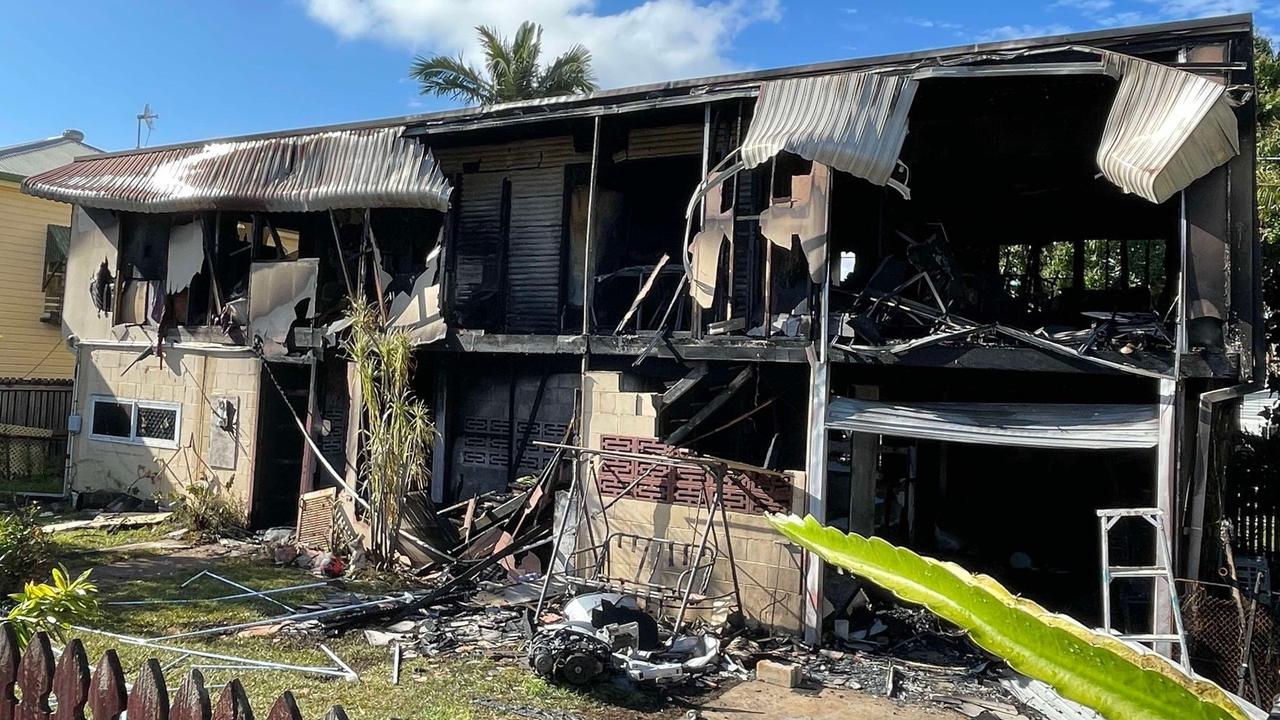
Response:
[410, 22, 597, 105]
[0, 509, 51, 596]
[1257, 37, 1280, 389]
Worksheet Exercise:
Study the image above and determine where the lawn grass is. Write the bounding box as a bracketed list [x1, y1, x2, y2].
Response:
[47, 521, 175, 554]
[0, 474, 64, 495]
[47, 528, 664, 720]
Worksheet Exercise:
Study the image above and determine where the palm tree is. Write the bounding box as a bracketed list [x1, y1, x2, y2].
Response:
[410, 22, 597, 105]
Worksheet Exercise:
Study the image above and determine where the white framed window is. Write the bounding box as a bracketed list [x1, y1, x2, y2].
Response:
[89, 396, 180, 448]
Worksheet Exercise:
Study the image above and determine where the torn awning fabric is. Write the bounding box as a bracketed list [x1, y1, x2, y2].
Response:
[827, 396, 1159, 450]
[1095, 51, 1239, 204]
[739, 71, 918, 187]
[21, 126, 452, 214]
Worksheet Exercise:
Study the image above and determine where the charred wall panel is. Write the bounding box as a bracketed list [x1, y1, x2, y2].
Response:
[615, 124, 704, 161]
[1185, 166, 1228, 350]
[451, 173, 506, 329]
[446, 360, 579, 500]
[506, 166, 567, 333]
[437, 137, 586, 334]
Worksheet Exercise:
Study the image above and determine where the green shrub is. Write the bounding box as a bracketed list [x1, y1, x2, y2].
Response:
[6, 566, 98, 647]
[168, 476, 245, 539]
[0, 508, 52, 595]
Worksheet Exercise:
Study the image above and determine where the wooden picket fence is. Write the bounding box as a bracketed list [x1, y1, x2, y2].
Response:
[0, 625, 348, 720]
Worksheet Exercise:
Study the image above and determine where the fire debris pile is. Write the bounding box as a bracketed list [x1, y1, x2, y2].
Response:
[731, 601, 1051, 720]
[832, 243, 1174, 380]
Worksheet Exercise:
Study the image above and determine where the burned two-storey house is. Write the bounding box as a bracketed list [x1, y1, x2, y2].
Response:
[21, 15, 1262, 648]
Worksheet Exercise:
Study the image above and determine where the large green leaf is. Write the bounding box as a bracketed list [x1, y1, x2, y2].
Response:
[767, 514, 1249, 720]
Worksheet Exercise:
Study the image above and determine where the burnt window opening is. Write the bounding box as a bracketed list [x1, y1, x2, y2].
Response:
[591, 153, 701, 333]
[689, 149, 826, 339]
[254, 217, 301, 262]
[578, 112, 709, 335]
[370, 208, 444, 297]
[41, 224, 69, 323]
[996, 238, 1169, 321]
[447, 172, 512, 332]
[828, 73, 1180, 361]
[653, 362, 809, 472]
[115, 214, 171, 325]
[209, 212, 255, 328]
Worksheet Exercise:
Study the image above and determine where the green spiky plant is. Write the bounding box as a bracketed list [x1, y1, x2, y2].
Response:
[347, 302, 435, 568]
[768, 514, 1251, 720]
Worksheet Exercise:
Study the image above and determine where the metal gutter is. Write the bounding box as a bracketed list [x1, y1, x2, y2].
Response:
[403, 87, 759, 137]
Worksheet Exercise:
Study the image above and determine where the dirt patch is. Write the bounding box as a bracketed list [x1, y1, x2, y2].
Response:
[698, 681, 963, 720]
[87, 542, 261, 586]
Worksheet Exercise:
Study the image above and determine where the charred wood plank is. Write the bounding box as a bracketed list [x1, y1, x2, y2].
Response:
[665, 365, 755, 446]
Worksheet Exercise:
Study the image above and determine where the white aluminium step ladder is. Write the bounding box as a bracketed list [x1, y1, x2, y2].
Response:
[1097, 508, 1191, 672]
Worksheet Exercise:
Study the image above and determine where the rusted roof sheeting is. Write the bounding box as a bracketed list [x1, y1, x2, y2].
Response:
[740, 71, 917, 186]
[1097, 52, 1239, 204]
[21, 126, 451, 213]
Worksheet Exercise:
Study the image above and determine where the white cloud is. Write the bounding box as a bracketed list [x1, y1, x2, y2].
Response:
[1143, 0, 1258, 17]
[976, 23, 1074, 41]
[1051, 0, 1114, 12]
[902, 16, 964, 30]
[1049, 0, 1258, 28]
[304, 0, 781, 90]
[1096, 11, 1149, 25]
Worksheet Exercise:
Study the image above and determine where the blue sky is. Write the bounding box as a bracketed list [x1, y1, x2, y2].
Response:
[0, 0, 1272, 152]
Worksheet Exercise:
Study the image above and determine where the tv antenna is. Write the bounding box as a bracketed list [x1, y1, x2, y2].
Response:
[135, 104, 158, 148]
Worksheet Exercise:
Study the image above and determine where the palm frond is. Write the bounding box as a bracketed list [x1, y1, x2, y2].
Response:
[410, 53, 495, 104]
[409, 20, 597, 105]
[509, 21, 544, 99]
[476, 24, 515, 100]
[538, 44, 597, 97]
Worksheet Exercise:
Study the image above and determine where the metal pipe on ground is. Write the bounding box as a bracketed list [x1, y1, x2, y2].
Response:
[148, 593, 415, 642]
[70, 625, 357, 680]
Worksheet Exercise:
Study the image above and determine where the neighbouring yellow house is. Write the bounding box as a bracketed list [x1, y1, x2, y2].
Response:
[0, 130, 100, 381]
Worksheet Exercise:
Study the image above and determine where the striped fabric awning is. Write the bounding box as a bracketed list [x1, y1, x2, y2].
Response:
[740, 71, 918, 188]
[22, 126, 452, 214]
[740, 48, 1238, 205]
[1096, 51, 1240, 204]
[827, 396, 1160, 450]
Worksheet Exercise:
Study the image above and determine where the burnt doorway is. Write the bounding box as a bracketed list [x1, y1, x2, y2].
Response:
[250, 362, 310, 528]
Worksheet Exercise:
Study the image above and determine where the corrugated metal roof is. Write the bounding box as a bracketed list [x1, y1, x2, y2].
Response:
[0, 135, 100, 178]
[827, 396, 1159, 450]
[739, 71, 917, 187]
[1096, 51, 1240, 204]
[22, 126, 452, 214]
